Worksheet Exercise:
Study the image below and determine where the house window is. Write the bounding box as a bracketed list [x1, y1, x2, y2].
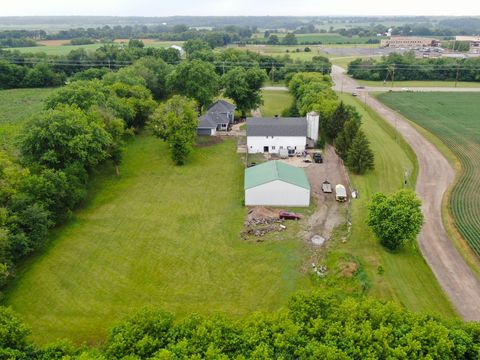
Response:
[280, 146, 283, 149]
[272, 146, 276, 150]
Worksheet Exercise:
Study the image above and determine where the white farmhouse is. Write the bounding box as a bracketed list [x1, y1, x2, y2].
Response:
[246, 112, 319, 154]
[244, 160, 310, 207]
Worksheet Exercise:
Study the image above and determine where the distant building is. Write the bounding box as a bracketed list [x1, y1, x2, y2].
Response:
[455, 36, 480, 54]
[381, 37, 439, 48]
[169, 45, 185, 56]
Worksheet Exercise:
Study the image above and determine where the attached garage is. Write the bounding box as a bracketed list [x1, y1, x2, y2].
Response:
[245, 160, 310, 207]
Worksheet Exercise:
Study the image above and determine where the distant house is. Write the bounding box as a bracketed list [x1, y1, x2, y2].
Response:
[246, 112, 319, 154]
[169, 45, 185, 57]
[244, 160, 310, 207]
[197, 100, 236, 136]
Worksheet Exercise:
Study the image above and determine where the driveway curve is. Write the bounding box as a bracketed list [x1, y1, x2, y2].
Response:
[331, 65, 480, 321]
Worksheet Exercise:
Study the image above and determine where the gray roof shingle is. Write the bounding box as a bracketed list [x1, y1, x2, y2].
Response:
[246, 117, 307, 137]
[198, 112, 231, 128]
[207, 100, 236, 113]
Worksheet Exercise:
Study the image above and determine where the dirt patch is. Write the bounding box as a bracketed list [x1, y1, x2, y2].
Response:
[195, 136, 223, 147]
[246, 206, 278, 221]
[303, 145, 350, 244]
[242, 207, 286, 241]
[339, 261, 358, 278]
[37, 40, 70, 46]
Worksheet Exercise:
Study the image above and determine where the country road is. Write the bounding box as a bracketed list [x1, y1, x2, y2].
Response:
[331, 65, 480, 321]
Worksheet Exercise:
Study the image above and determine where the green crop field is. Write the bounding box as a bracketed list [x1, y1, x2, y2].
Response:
[378, 92, 480, 255]
[260, 89, 293, 117]
[0, 88, 56, 152]
[328, 94, 455, 317]
[8, 41, 182, 55]
[357, 80, 480, 88]
[253, 33, 379, 44]
[4, 136, 313, 344]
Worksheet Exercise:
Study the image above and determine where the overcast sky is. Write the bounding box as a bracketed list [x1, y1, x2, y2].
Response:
[1, 0, 478, 17]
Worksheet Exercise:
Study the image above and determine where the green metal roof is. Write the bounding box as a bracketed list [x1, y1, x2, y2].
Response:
[244, 160, 311, 190]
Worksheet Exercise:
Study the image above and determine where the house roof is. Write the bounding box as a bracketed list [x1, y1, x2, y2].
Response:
[198, 114, 217, 129]
[245, 160, 310, 190]
[207, 99, 236, 113]
[246, 117, 307, 137]
[198, 112, 230, 128]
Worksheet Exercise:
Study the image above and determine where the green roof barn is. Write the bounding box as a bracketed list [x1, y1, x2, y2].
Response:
[244, 161, 310, 207]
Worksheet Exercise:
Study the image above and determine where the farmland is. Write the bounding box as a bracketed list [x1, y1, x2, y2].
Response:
[0, 88, 56, 151]
[252, 32, 379, 44]
[357, 80, 480, 88]
[377, 92, 480, 256]
[324, 94, 456, 316]
[4, 135, 312, 344]
[7, 39, 183, 55]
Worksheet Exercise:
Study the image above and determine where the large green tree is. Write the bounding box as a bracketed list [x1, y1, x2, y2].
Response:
[367, 189, 424, 251]
[346, 129, 375, 174]
[20, 105, 112, 170]
[222, 66, 268, 118]
[167, 60, 220, 111]
[148, 96, 198, 165]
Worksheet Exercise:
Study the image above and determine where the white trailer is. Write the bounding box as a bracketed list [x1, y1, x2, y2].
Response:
[335, 184, 347, 202]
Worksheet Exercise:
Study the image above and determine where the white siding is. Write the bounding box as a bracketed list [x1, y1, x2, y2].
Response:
[245, 180, 310, 207]
[247, 136, 306, 154]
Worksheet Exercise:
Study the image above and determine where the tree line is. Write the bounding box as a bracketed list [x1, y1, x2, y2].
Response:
[348, 52, 480, 82]
[1, 290, 480, 358]
[286, 72, 374, 174]
[0, 38, 331, 90]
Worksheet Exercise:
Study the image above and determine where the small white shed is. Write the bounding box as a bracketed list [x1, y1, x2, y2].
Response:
[244, 161, 311, 207]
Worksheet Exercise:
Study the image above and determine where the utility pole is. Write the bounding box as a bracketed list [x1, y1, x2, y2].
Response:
[391, 63, 395, 88]
[455, 62, 460, 88]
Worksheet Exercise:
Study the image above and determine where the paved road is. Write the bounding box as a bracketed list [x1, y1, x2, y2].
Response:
[331, 65, 480, 321]
[261, 86, 289, 91]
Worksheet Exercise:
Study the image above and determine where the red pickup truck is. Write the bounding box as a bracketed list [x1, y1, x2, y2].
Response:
[279, 211, 302, 220]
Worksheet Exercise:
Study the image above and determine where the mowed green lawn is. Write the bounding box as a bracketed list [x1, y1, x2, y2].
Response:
[260, 89, 293, 117]
[377, 92, 480, 256]
[0, 88, 56, 151]
[5, 135, 311, 344]
[332, 94, 456, 317]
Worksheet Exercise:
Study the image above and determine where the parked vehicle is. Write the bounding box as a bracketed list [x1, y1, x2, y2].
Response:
[279, 211, 302, 220]
[279, 148, 288, 158]
[322, 180, 332, 193]
[335, 184, 347, 202]
[313, 152, 323, 163]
